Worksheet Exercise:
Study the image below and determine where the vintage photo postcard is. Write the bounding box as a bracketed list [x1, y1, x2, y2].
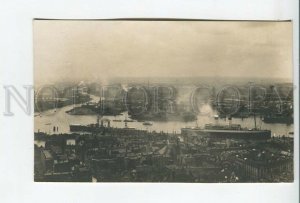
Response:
[34, 20, 294, 182]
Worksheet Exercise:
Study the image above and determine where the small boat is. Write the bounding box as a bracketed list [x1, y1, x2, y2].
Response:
[143, 122, 153, 126]
[34, 113, 41, 117]
[124, 119, 134, 122]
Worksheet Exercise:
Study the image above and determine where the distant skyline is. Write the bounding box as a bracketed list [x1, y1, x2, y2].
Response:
[34, 20, 293, 84]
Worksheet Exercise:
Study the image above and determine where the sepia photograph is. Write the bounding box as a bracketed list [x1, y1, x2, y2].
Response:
[33, 20, 294, 183]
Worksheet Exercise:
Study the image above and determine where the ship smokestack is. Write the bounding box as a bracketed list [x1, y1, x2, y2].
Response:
[214, 115, 219, 125]
[228, 116, 232, 126]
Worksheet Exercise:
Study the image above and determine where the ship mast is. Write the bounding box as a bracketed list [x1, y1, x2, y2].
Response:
[97, 114, 100, 127]
[97, 96, 102, 127]
[254, 112, 257, 129]
[248, 82, 257, 130]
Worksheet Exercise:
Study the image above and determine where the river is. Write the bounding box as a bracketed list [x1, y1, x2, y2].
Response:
[34, 96, 293, 137]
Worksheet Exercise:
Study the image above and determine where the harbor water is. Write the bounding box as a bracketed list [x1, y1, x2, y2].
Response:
[34, 97, 293, 137]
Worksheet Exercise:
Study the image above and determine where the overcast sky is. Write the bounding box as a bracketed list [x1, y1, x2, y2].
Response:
[34, 20, 293, 84]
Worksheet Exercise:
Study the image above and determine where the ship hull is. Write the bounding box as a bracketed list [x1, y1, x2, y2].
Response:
[181, 128, 271, 140]
[70, 124, 100, 132]
[263, 116, 293, 124]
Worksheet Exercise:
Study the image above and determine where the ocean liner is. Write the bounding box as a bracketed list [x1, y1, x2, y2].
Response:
[181, 116, 271, 140]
